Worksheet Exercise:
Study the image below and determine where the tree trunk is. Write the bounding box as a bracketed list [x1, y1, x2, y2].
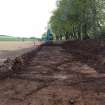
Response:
[83, 23, 89, 40]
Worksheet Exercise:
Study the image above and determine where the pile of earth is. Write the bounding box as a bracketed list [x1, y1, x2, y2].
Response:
[0, 45, 42, 79]
[62, 39, 105, 73]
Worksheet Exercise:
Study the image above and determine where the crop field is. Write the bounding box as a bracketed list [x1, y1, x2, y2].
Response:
[0, 35, 38, 41]
[0, 41, 34, 51]
[0, 41, 39, 64]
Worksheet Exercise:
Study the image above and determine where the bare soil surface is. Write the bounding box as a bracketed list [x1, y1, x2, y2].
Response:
[0, 42, 105, 105]
[0, 41, 40, 65]
[0, 41, 37, 50]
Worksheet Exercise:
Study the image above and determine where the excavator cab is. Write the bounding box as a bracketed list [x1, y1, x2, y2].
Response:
[47, 29, 53, 40]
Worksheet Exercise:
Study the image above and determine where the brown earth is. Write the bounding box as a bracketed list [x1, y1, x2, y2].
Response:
[0, 40, 105, 105]
[0, 41, 41, 65]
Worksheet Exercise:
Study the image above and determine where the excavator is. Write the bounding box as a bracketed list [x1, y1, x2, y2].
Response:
[46, 29, 53, 40]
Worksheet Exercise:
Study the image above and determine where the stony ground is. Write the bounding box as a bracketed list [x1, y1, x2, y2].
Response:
[0, 45, 105, 105]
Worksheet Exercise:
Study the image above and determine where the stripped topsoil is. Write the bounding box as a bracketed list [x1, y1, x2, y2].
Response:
[0, 40, 105, 105]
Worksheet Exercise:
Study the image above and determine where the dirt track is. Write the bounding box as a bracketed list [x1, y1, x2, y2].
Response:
[0, 44, 105, 105]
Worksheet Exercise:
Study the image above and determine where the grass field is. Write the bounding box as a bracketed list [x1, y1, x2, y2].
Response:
[0, 35, 40, 41]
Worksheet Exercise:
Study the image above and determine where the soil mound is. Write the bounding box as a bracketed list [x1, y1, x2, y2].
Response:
[62, 39, 105, 73]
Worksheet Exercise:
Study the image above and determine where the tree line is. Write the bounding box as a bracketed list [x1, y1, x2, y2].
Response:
[48, 0, 105, 40]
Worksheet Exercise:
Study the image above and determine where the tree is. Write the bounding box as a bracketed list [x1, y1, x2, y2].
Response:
[49, 0, 105, 40]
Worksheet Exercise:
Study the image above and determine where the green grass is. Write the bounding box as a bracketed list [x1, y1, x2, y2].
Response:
[0, 35, 39, 41]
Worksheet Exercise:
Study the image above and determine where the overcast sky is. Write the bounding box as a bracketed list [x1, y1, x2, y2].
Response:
[0, 0, 57, 38]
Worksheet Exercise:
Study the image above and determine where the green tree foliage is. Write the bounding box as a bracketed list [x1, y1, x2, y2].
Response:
[49, 0, 105, 40]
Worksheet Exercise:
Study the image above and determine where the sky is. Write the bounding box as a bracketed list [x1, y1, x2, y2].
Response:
[0, 0, 57, 38]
